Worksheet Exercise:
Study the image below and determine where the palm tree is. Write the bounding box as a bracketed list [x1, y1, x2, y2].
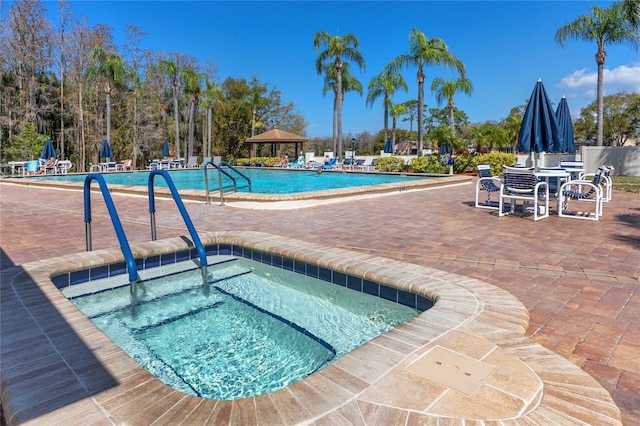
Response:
[159, 59, 181, 158]
[623, 0, 640, 28]
[389, 101, 407, 148]
[556, 2, 639, 146]
[314, 31, 365, 159]
[321, 62, 363, 155]
[386, 28, 465, 155]
[86, 45, 126, 148]
[430, 76, 473, 134]
[366, 68, 408, 145]
[181, 67, 203, 159]
[401, 99, 419, 141]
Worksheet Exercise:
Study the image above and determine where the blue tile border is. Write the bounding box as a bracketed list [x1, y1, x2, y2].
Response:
[51, 243, 433, 312]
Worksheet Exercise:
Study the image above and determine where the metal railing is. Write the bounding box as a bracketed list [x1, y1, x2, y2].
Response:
[202, 160, 251, 205]
[83, 174, 139, 294]
[148, 169, 208, 269]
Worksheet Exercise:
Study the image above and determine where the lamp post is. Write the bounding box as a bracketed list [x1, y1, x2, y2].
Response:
[350, 137, 355, 170]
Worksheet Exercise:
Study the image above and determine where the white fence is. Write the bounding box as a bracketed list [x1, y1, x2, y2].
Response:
[580, 146, 640, 176]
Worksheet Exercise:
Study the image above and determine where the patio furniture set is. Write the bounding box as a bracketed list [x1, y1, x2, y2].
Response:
[475, 161, 613, 221]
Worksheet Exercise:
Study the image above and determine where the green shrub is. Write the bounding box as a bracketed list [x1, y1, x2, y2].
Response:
[234, 157, 280, 167]
[471, 153, 517, 176]
[373, 156, 407, 172]
[408, 155, 448, 174]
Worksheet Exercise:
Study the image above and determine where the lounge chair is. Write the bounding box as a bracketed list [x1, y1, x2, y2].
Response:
[148, 159, 160, 170]
[475, 164, 502, 210]
[186, 156, 198, 168]
[499, 166, 549, 221]
[201, 157, 211, 167]
[24, 160, 39, 176]
[117, 159, 132, 171]
[288, 155, 305, 168]
[322, 157, 337, 169]
[558, 166, 604, 221]
[57, 160, 73, 173]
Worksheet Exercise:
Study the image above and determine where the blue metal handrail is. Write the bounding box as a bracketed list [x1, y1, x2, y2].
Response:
[147, 169, 207, 268]
[202, 160, 251, 205]
[83, 174, 139, 289]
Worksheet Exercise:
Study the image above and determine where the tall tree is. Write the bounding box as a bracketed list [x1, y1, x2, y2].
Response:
[86, 45, 126, 147]
[56, 0, 71, 159]
[430, 76, 473, 134]
[321, 62, 362, 155]
[622, 0, 640, 27]
[386, 28, 465, 155]
[366, 68, 408, 145]
[159, 57, 181, 158]
[181, 67, 202, 159]
[389, 101, 407, 148]
[314, 31, 365, 159]
[124, 24, 147, 169]
[401, 99, 419, 141]
[556, 2, 639, 146]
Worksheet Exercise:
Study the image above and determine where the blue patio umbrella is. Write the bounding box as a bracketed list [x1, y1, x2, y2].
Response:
[100, 138, 113, 160]
[438, 144, 452, 155]
[40, 139, 56, 159]
[555, 96, 575, 153]
[383, 138, 394, 154]
[517, 79, 562, 155]
[162, 138, 170, 157]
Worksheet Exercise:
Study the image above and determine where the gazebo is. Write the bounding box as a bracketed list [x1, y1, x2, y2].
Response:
[245, 129, 308, 158]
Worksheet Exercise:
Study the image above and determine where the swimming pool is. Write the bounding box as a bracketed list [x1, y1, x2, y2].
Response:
[64, 256, 420, 400]
[31, 168, 431, 195]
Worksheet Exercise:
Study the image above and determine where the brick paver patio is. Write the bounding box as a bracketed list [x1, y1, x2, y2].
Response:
[0, 178, 638, 424]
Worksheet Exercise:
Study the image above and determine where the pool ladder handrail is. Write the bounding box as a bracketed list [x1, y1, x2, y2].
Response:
[148, 169, 208, 269]
[203, 160, 252, 205]
[83, 174, 139, 291]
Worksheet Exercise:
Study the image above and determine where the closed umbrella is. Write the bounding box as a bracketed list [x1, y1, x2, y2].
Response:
[438, 144, 452, 155]
[162, 139, 170, 157]
[555, 96, 575, 153]
[517, 79, 562, 161]
[40, 139, 56, 160]
[383, 138, 394, 154]
[100, 139, 113, 161]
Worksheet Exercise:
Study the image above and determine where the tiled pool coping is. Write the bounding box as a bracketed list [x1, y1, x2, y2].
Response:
[4, 173, 471, 203]
[1, 231, 621, 425]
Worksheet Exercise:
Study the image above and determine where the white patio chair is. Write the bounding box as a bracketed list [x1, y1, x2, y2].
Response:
[475, 164, 502, 210]
[499, 166, 549, 221]
[559, 166, 604, 221]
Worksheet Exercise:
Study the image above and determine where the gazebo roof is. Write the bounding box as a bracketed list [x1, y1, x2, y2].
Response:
[245, 129, 308, 144]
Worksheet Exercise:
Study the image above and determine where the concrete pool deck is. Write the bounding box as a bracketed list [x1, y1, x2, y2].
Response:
[0, 179, 638, 424]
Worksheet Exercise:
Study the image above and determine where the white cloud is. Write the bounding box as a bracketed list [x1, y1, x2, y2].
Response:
[558, 63, 640, 95]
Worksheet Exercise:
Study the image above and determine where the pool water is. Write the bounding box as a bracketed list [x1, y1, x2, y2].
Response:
[67, 257, 419, 400]
[32, 168, 429, 194]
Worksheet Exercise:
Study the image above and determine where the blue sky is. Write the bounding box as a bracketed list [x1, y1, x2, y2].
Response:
[40, 1, 640, 138]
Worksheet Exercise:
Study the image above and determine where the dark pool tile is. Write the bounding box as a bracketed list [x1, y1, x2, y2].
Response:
[346, 276, 362, 292]
[110, 262, 127, 277]
[398, 290, 416, 308]
[332, 272, 346, 287]
[294, 261, 306, 275]
[69, 269, 90, 286]
[206, 244, 221, 256]
[145, 256, 160, 269]
[271, 255, 283, 268]
[318, 267, 332, 282]
[380, 285, 397, 303]
[306, 264, 319, 279]
[417, 296, 434, 312]
[51, 274, 69, 289]
[160, 253, 176, 266]
[363, 280, 378, 296]
[176, 250, 191, 262]
[90, 266, 109, 281]
[135, 258, 144, 271]
[282, 258, 294, 271]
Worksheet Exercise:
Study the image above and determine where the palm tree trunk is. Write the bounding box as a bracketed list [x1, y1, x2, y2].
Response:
[106, 92, 111, 147]
[417, 67, 425, 155]
[78, 88, 86, 172]
[336, 58, 343, 160]
[332, 90, 337, 156]
[383, 95, 389, 144]
[596, 49, 606, 146]
[173, 85, 180, 158]
[448, 99, 455, 134]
